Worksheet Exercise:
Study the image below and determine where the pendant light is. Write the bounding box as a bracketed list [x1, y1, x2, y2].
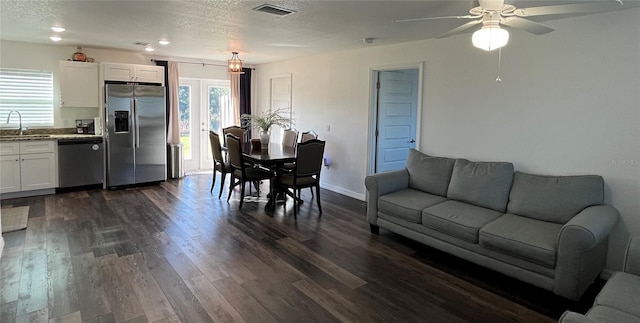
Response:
[228, 52, 243, 74]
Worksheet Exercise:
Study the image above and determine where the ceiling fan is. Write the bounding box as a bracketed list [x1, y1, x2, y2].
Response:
[394, 0, 624, 51]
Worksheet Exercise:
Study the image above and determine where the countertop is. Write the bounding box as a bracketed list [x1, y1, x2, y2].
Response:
[0, 134, 103, 142]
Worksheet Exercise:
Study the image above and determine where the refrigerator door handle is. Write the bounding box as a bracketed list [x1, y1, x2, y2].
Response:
[134, 98, 140, 148]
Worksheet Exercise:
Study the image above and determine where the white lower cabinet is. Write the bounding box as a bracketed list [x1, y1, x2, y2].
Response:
[0, 141, 57, 194]
[20, 153, 56, 191]
[0, 155, 21, 193]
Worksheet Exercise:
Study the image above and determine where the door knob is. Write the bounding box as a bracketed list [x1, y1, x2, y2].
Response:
[407, 139, 416, 143]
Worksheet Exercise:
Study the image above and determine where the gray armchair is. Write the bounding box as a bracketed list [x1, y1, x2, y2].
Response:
[559, 236, 640, 322]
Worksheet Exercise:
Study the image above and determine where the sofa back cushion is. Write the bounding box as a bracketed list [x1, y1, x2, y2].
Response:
[405, 149, 456, 197]
[447, 159, 514, 212]
[507, 171, 604, 224]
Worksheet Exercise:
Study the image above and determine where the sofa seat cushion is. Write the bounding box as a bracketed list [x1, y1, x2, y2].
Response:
[422, 200, 504, 244]
[405, 149, 456, 197]
[479, 213, 562, 268]
[507, 171, 604, 224]
[378, 189, 446, 224]
[586, 305, 640, 323]
[446, 159, 514, 212]
[595, 272, 640, 318]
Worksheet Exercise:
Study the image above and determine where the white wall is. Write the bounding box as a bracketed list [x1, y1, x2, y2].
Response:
[254, 8, 640, 272]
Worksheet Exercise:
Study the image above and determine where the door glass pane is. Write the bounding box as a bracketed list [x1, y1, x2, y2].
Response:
[179, 85, 192, 159]
[208, 86, 230, 134]
[208, 86, 230, 157]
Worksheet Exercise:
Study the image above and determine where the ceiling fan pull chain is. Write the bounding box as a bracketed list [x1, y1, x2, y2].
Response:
[496, 48, 503, 83]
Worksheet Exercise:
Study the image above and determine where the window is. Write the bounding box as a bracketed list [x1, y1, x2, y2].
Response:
[0, 68, 54, 127]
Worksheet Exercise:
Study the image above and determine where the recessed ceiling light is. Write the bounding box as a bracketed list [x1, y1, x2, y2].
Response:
[145, 46, 155, 52]
[158, 40, 170, 46]
[51, 26, 65, 33]
[50, 35, 62, 42]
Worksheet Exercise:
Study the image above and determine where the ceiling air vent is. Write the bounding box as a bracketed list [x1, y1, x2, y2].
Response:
[252, 4, 296, 16]
[132, 41, 150, 47]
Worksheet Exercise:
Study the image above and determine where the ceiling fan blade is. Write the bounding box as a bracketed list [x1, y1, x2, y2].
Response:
[514, 1, 623, 17]
[501, 17, 555, 35]
[393, 15, 477, 23]
[437, 20, 482, 38]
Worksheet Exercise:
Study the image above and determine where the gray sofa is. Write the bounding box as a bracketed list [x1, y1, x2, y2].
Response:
[364, 149, 619, 301]
[559, 237, 640, 322]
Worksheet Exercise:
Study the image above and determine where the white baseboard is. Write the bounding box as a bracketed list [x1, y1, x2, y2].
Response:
[321, 183, 365, 201]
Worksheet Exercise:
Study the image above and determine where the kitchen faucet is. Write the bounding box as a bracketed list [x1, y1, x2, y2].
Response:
[6, 110, 26, 136]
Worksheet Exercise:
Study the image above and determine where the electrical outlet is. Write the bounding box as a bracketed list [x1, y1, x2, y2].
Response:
[63, 119, 70, 127]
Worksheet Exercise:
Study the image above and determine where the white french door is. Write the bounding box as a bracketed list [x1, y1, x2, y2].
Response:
[179, 78, 231, 171]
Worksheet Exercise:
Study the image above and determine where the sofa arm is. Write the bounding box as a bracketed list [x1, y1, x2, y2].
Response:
[558, 311, 594, 323]
[559, 205, 619, 251]
[364, 169, 409, 225]
[554, 205, 620, 300]
[623, 236, 640, 275]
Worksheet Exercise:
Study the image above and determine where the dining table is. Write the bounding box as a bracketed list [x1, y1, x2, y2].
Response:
[241, 143, 297, 211]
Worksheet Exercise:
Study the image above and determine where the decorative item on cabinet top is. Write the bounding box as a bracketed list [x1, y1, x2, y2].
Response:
[69, 47, 95, 63]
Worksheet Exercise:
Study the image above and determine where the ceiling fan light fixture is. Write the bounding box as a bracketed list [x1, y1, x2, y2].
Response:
[472, 25, 509, 51]
[228, 52, 243, 74]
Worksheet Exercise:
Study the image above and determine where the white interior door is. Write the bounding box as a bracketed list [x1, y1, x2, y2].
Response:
[375, 69, 419, 173]
[270, 74, 292, 144]
[179, 79, 230, 172]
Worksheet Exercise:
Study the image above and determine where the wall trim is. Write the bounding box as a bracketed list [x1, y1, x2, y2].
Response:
[0, 188, 55, 200]
[322, 183, 365, 201]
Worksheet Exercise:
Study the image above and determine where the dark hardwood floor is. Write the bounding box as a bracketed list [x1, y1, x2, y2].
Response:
[0, 174, 597, 322]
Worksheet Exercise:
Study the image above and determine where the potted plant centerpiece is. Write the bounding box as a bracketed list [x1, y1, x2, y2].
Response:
[241, 108, 292, 149]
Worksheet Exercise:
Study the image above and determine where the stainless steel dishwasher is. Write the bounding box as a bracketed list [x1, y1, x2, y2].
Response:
[57, 137, 104, 190]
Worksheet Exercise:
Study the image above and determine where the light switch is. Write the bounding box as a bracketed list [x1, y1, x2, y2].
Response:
[326, 124, 330, 132]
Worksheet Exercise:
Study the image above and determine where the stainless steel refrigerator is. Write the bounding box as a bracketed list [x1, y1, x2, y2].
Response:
[106, 84, 166, 187]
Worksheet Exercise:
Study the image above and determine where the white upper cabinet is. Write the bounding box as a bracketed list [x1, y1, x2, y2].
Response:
[134, 65, 164, 83]
[102, 63, 164, 84]
[59, 61, 99, 108]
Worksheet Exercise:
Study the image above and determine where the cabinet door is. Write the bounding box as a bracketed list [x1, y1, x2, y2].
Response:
[135, 65, 164, 84]
[60, 61, 99, 107]
[20, 153, 56, 191]
[0, 155, 21, 193]
[103, 63, 136, 82]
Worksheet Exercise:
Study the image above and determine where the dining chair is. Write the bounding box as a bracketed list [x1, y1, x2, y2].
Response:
[282, 128, 299, 148]
[298, 130, 320, 196]
[226, 134, 272, 209]
[277, 139, 326, 217]
[300, 130, 318, 143]
[223, 125, 247, 146]
[209, 131, 231, 199]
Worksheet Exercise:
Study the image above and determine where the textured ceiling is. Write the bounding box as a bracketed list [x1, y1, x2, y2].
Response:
[0, 0, 637, 65]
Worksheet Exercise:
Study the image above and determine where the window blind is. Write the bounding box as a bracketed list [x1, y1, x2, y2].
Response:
[0, 68, 54, 127]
